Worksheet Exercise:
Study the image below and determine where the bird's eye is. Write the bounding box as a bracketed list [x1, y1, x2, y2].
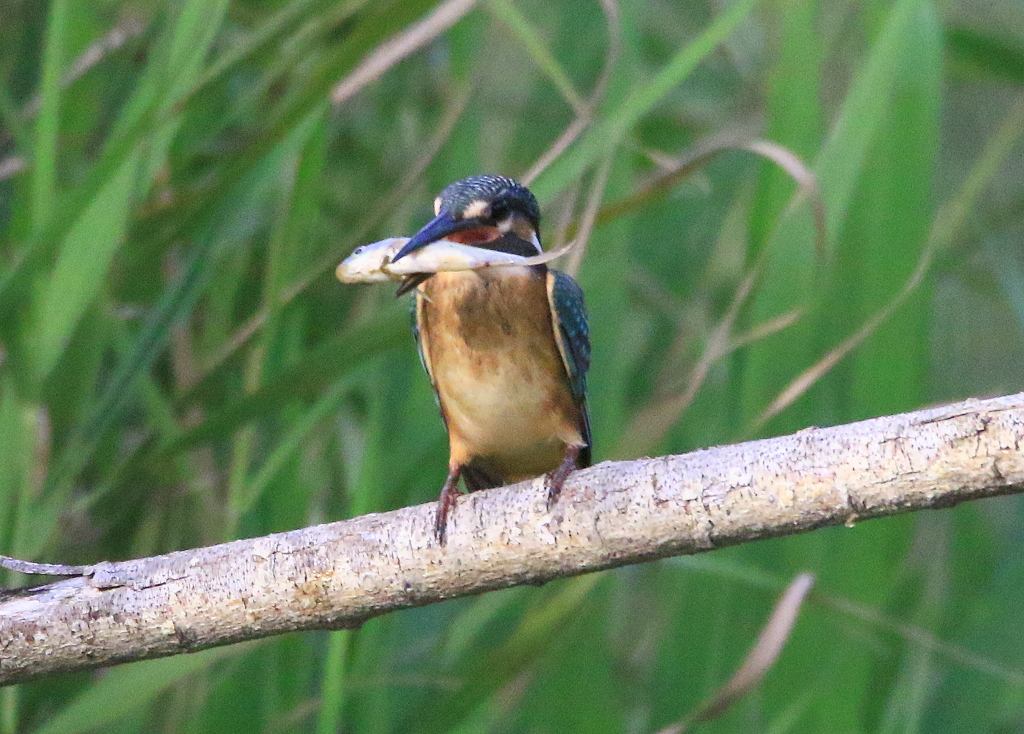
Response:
[489, 201, 508, 221]
[353, 246, 364, 254]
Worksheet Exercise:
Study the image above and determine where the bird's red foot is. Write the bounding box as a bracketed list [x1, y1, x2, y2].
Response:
[545, 444, 581, 509]
[434, 468, 464, 545]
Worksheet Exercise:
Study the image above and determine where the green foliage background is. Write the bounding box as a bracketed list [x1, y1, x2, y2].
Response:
[2, 0, 1024, 731]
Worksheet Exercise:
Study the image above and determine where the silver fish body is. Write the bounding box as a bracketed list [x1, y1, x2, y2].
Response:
[336, 237, 573, 284]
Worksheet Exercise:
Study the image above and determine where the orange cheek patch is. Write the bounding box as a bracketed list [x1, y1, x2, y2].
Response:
[448, 226, 501, 245]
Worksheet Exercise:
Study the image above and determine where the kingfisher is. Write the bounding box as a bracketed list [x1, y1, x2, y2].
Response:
[391, 175, 591, 543]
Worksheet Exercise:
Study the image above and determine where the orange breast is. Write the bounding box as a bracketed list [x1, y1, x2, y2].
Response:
[418, 268, 584, 481]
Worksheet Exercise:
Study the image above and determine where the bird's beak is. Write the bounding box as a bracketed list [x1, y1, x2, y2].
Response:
[392, 210, 481, 262]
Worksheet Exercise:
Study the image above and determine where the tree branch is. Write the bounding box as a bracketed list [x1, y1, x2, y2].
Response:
[3, 393, 1024, 686]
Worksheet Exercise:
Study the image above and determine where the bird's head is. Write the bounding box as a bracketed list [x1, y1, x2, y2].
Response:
[391, 175, 541, 262]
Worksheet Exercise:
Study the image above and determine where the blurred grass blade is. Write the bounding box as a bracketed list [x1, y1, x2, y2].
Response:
[0, 68, 27, 146]
[29, 0, 231, 386]
[486, 0, 584, 112]
[927, 93, 1024, 253]
[815, 0, 932, 239]
[32, 645, 248, 734]
[987, 234, 1024, 331]
[170, 309, 407, 454]
[330, 0, 477, 105]
[842, 0, 941, 421]
[404, 574, 604, 733]
[316, 630, 352, 734]
[946, 26, 1024, 84]
[613, 138, 819, 455]
[752, 87, 1024, 430]
[695, 573, 815, 720]
[47, 142, 290, 493]
[659, 573, 815, 733]
[193, 0, 350, 94]
[0, 378, 32, 554]
[744, 140, 826, 249]
[31, 157, 136, 383]
[521, 0, 621, 184]
[30, 0, 68, 237]
[740, 0, 941, 431]
[233, 367, 353, 520]
[531, 0, 759, 201]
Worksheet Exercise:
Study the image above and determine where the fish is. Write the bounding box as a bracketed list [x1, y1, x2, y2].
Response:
[335, 237, 575, 284]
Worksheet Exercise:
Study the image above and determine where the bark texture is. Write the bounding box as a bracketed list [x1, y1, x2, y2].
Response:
[2, 393, 1023, 686]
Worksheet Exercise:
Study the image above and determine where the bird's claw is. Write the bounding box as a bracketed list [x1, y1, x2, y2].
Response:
[545, 444, 581, 509]
[434, 470, 464, 545]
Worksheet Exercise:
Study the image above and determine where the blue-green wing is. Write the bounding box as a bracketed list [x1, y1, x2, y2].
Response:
[412, 293, 438, 395]
[546, 269, 592, 466]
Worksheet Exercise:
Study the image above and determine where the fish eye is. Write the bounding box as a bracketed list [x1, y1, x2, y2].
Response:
[353, 246, 364, 254]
